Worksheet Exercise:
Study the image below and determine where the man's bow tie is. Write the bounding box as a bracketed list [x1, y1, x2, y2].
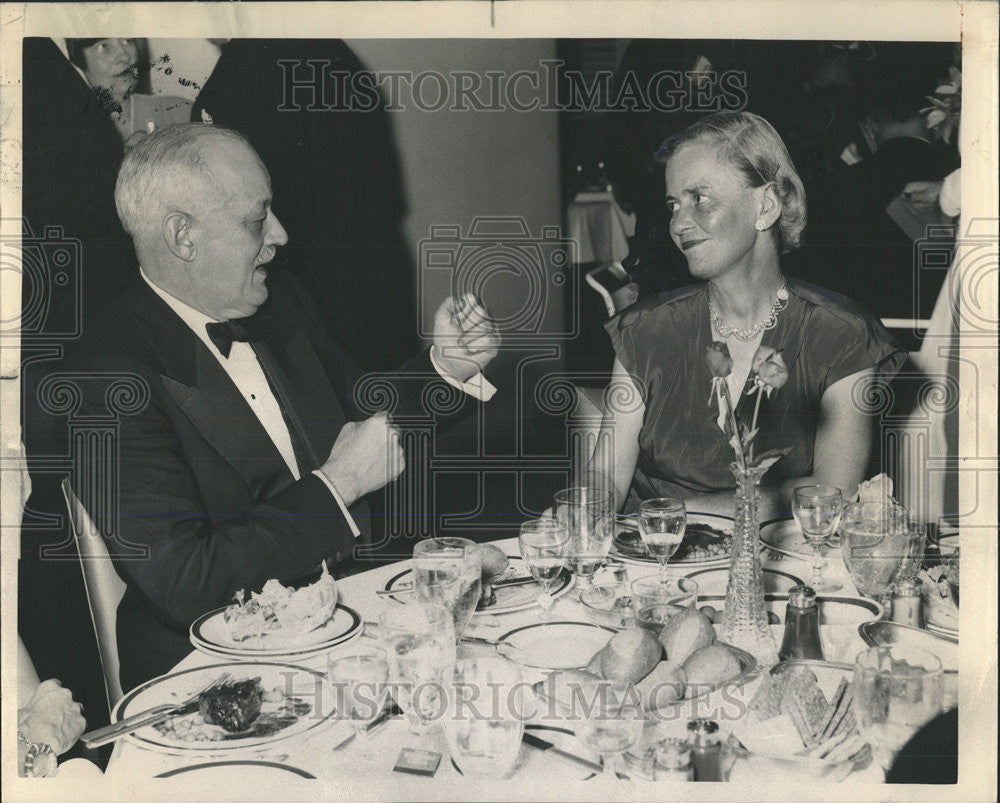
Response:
[206, 320, 255, 358]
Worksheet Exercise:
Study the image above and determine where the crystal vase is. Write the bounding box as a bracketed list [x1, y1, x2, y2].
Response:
[719, 462, 779, 666]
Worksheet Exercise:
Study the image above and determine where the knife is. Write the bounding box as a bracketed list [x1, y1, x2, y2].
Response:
[522, 731, 604, 774]
[82, 699, 202, 749]
[376, 575, 538, 597]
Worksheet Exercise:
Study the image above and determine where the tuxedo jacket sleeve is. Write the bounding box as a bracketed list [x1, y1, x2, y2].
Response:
[64, 273, 447, 632]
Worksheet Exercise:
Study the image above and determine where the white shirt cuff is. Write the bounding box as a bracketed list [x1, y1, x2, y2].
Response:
[429, 347, 497, 402]
[311, 470, 361, 538]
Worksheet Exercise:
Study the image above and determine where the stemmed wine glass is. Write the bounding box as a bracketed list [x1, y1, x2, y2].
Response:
[412, 537, 482, 639]
[380, 603, 455, 734]
[636, 497, 686, 580]
[853, 645, 943, 774]
[327, 648, 390, 737]
[576, 680, 644, 780]
[840, 501, 910, 607]
[554, 487, 614, 593]
[518, 518, 569, 617]
[792, 485, 844, 592]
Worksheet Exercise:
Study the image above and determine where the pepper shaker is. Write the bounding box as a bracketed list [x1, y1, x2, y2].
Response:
[687, 719, 722, 781]
[779, 585, 824, 661]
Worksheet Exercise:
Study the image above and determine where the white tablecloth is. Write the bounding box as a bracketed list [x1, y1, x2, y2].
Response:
[103, 537, 893, 794]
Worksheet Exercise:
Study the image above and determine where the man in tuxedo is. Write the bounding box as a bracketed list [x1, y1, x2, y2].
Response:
[66, 123, 500, 688]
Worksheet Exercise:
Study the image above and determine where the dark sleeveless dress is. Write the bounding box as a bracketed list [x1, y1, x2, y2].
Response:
[605, 278, 905, 509]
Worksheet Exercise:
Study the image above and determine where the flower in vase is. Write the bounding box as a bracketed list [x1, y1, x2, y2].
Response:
[749, 345, 788, 398]
[706, 341, 734, 378]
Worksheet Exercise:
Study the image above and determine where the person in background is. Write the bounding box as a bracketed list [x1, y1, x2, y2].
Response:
[65, 38, 151, 144]
[17, 638, 87, 778]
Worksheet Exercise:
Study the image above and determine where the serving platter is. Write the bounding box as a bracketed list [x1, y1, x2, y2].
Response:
[381, 555, 573, 615]
[610, 512, 734, 568]
[684, 566, 804, 595]
[190, 602, 362, 659]
[113, 662, 333, 754]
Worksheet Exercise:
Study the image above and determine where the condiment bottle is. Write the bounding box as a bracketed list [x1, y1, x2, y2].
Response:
[779, 585, 824, 661]
[890, 577, 925, 628]
[654, 738, 692, 781]
[686, 719, 722, 781]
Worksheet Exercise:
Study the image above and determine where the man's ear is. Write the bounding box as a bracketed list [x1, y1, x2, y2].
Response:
[163, 212, 195, 262]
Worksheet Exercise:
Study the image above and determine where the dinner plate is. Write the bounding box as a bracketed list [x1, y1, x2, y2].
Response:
[684, 566, 805, 595]
[610, 512, 734, 568]
[190, 602, 362, 658]
[156, 760, 316, 779]
[113, 662, 333, 754]
[497, 621, 615, 669]
[759, 517, 841, 560]
[382, 556, 573, 615]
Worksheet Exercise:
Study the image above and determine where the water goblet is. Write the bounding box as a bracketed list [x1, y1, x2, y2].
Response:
[576, 680, 645, 780]
[840, 501, 910, 606]
[895, 523, 928, 585]
[412, 537, 482, 638]
[554, 486, 614, 593]
[380, 603, 455, 734]
[327, 648, 390, 736]
[518, 518, 569, 617]
[853, 645, 943, 774]
[445, 655, 525, 779]
[636, 497, 687, 579]
[792, 485, 844, 592]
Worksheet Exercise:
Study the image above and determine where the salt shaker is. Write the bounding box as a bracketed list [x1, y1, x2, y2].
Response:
[654, 737, 692, 781]
[889, 577, 925, 628]
[687, 719, 722, 781]
[779, 585, 824, 661]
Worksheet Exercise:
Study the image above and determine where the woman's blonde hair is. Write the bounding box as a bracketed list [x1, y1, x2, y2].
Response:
[656, 111, 807, 254]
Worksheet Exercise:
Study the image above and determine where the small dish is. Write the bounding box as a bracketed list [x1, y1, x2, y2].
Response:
[579, 585, 633, 630]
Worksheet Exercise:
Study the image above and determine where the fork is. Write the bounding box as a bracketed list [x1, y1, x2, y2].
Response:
[82, 671, 232, 748]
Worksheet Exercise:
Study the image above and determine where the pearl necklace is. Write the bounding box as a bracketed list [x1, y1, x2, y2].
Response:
[709, 282, 789, 342]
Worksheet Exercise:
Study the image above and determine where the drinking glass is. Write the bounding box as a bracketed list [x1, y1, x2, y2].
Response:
[631, 576, 698, 633]
[380, 603, 455, 733]
[445, 656, 524, 779]
[576, 680, 645, 780]
[327, 648, 389, 735]
[895, 524, 928, 585]
[636, 497, 687, 579]
[518, 518, 569, 617]
[944, 546, 960, 608]
[554, 487, 614, 593]
[792, 485, 844, 592]
[412, 537, 482, 638]
[853, 645, 943, 773]
[840, 501, 910, 605]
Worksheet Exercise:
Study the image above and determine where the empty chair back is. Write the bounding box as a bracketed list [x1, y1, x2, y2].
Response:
[60, 477, 127, 712]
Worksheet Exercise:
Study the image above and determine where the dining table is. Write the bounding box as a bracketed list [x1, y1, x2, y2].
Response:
[100, 522, 958, 798]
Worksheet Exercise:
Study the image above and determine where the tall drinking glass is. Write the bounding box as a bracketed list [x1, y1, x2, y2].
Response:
[554, 487, 614, 593]
[896, 524, 928, 584]
[518, 518, 569, 617]
[327, 648, 390, 736]
[792, 485, 844, 592]
[445, 656, 525, 779]
[380, 603, 455, 734]
[413, 537, 482, 639]
[840, 501, 910, 606]
[636, 497, 687, 580]
[576, 680, 644, 780]
[853, 645, 943, 773]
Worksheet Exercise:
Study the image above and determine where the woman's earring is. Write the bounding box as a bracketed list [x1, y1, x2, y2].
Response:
[754, 220, 767, 231]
